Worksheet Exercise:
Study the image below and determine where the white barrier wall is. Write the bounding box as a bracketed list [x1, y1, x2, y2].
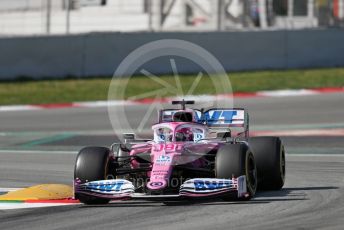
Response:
[0, 29, 344, 79]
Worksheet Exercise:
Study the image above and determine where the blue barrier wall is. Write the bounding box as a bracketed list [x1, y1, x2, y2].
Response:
[0, 29, 344, 79]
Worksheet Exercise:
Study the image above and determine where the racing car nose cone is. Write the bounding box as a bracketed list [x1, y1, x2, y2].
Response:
[147, 180, 167, 191]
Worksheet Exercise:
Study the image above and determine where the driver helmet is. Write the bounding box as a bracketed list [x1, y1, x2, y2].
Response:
[175, 127, 194, 142]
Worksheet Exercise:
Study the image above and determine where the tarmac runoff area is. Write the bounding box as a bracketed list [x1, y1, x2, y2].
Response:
[0, 92, 343, 229]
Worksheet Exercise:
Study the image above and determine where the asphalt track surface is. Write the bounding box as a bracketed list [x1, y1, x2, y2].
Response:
[0, 93, 344, 230]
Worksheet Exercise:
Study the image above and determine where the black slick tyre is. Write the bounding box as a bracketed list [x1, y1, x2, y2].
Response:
[74, 146, 112, 205]
[215, 144, 257, 200]
[248, 137, 286, 190]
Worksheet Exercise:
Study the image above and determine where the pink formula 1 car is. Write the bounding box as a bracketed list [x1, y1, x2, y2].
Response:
[74, 100, 286, 204]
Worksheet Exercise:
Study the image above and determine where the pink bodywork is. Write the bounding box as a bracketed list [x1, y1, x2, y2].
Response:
[129, 122, 214, 191]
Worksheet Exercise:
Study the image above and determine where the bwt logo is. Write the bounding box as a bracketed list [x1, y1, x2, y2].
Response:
[194, 180, 231, 190]
[205, 110, 238, 124]
[156, 155, 172, 163]
[86, 182, 124, 192]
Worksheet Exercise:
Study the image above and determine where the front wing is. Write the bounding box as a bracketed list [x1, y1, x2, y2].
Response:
[74, 177, 249, 201]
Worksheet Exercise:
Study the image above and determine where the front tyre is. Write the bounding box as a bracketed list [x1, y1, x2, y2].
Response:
[74, 146, 112, 205]
[249, 137, 286, 190]
[216, 144, 257, 200]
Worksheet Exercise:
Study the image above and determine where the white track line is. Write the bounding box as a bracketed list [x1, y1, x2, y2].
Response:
[0, 105, 41, 112]
[0, 203, 78, 210]
[0, 150, 77, 155]
[0, 188, 23, 192]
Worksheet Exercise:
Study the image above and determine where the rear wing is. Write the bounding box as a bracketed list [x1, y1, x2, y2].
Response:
[200, 108, 249, 138]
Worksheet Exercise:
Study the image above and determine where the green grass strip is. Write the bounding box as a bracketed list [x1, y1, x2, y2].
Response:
[0, 200, 24, 203]
[0, 67, 344, 105]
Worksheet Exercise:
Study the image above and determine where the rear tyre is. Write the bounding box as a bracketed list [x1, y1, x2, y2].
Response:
[74, 146, 112, 205]
[249, 137, 286, 190]
[215, 144, 257, 200]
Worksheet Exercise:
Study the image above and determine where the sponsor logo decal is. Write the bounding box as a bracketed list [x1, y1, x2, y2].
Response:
[86, 181, 124, 192]
[194, 133, 204, 141]
[193, 180, 231, 191]
[155, 155, 172, 164]
[158, 134, 166, 142]
[152, 170, 168, 176]
[179, 178, 235, 196]
[204, 109, 245, 125]
[206, 110, 237, 124]
[149, 182, 163, 187]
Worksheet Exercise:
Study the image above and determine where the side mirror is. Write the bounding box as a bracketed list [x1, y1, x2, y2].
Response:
[123, 133, 135, 142]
